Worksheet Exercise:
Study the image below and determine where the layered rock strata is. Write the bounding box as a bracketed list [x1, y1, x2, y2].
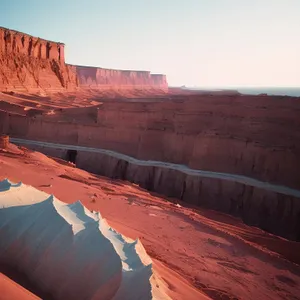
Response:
[0, 27, 167, 92]
[1, 94, 299, 190]
[9, 139, 300, 242]
[74, 65, 167, 89]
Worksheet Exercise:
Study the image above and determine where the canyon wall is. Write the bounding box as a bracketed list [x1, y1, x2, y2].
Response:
[1, 93, 300, 190]
[93, 95, 300, 189]
[0, 27, 65, 62]
[9, 142, 300, 242]
[73, 65, 168, 90]
[0, 27, 77, 92]
[0, 27, 167, 92]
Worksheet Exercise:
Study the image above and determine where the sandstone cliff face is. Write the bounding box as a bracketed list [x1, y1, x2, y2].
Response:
[0, 27, 65, 62]
[74, 65, 167, 89]
[76, 151, 300, 242]
[0, 27, 77, 92]
[93, 96, 300, 190]
[2, 94, 300, 190]
[0, 27, 168, 92]
[3, 100, 300, 241]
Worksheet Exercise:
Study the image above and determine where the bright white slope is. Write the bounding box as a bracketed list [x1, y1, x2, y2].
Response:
[0, 179, 170, 300]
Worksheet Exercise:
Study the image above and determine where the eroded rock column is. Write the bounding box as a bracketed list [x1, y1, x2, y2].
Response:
[0, 135, 9, 149]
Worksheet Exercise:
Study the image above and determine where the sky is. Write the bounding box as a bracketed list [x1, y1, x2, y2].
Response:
[1, 0, 299, 87]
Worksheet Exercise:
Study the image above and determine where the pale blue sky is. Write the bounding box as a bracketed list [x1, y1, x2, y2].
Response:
[1, 0, 299, 87]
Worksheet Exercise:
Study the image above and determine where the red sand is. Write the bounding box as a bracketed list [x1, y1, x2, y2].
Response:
[1, 146, 300, 299]
[0, 273, 39, 300]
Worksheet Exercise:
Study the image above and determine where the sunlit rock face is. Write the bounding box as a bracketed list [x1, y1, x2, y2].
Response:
[74, 65, 168, 90]
[0, 27, 168, 92]
[0, 179, 169, 300]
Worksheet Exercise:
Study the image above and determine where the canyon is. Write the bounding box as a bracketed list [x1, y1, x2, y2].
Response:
[9, 137, 300, 242]
[1, 30, 300, 241]
[1, 26, 300, 299]
[2, 94, 300, 191]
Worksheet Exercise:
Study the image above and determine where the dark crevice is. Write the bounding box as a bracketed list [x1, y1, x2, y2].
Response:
[28, 38, 33, 56]
[46, 42, 51, 59]
[58, 45, 61, 61]
[66, 149, 77, 164]
[50, 59, 65, 87]
[180, 179, 186, 200]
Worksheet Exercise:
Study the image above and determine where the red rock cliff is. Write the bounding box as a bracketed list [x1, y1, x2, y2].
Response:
[73, 65, 167, 90]
[0, 27, 77, 92]
[0, 27, 168, 92]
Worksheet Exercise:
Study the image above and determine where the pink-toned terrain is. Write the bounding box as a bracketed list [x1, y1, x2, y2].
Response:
[1, 145, 300, 300]
[1, 27, 300, 299]
[1, 90, 300, 242]
[2, 92, 300, 188]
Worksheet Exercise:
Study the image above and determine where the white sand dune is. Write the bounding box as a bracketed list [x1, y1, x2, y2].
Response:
[0, 179, 170, 300]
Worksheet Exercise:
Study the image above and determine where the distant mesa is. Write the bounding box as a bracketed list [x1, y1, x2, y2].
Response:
[0, 26, 168, 92]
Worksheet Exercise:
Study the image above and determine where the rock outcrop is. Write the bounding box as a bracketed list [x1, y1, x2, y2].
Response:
[0, 27, 168, 92]
[0, 27, 77, 92]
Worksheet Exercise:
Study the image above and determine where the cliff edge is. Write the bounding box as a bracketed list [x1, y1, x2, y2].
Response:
[0, 27, 168, 93]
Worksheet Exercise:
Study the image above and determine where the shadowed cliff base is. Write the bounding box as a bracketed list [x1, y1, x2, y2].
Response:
[9, 138, 300, 243]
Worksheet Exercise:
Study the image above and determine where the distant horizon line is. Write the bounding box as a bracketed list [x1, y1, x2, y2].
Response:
[171, 86, 300, 89]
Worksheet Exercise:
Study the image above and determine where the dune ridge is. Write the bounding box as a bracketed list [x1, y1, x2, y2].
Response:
[0, 179, 169, 300]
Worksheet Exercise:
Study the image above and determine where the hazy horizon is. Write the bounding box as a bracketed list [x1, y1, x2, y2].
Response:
[1, 0, 299, 87]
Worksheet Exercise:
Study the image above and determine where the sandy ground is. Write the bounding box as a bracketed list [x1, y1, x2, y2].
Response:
[0, 273, 40, 300]
[1, 145, 300, 300]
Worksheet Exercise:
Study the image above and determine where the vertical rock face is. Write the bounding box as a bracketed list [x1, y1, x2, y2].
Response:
[1, 93, 299, 190]
[0, 27, 64, 61]
[0, 27, 77, 92]
[0, 27, 168, 92]
[71, 66, 167, 90]
[150, 74, 167, 88]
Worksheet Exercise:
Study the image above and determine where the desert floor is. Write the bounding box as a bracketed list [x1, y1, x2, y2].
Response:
[1, 145, 300, 300]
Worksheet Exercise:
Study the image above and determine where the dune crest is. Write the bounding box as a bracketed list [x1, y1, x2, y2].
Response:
[0, 179, 169, 300]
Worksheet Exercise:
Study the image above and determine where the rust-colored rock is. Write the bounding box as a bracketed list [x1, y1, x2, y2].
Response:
[14, 139, 300, 242]
[74, 65, 167, 89]
[0, 135, 9, 149]
[0, 27, 77, 92]
[1, 94, 300, 190]
[0, 27, 168, 93]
